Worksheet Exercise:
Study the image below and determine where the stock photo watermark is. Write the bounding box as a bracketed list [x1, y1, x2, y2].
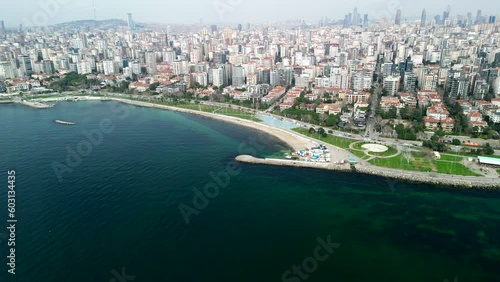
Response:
[178, 132, 268, 225]
[109, 268, 135, 282]
[371, 0, 401, 22]
[51, 103, 129, 183]
[282, 234, 341, 282]
[23, 0, 71, 27]
[213, 0, 243, 21]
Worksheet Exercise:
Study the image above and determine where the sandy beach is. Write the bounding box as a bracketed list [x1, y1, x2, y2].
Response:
[109, 98, 315, 151]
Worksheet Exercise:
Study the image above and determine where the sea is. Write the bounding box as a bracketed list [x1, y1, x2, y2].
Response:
[0, 101, 499, 282]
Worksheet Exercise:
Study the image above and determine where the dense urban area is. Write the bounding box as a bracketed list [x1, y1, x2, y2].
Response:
[1, 7, 500, 177]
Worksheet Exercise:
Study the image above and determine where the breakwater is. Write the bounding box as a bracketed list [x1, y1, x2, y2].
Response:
[236, 155, 499, 189]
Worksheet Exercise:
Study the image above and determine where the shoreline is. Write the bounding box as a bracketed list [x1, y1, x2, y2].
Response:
[109, 98, 499, 190]
[235, 155, 498, 189]
[109, 98, 314, 152]
[5, 97, 499, 189]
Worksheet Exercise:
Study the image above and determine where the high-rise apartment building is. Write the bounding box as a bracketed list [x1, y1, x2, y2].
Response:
[77, 60, 92, 75]
[232, 65, 245, 87]
[0, 61, 15, 79]
[18, 55, 33, 77]
[145, 51, 157, 75]
[384, 76, 400, 96]
[102, 60, 115, 75]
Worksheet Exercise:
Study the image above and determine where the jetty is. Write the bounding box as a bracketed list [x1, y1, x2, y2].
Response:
[55, 120, 76, 125]
[17, 101, 54, 109]
[235, 155, 500, 189]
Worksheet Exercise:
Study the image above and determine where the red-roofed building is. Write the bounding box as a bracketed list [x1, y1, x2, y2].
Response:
[471, 121, 488, 133]
[280, 102, 294, 111]
[492, 98, 500, 107]
[424, 116, 440, 131]
[441, 117, 455, 132]
[468, 111, 483, 123]
[426, 103, 449, 120]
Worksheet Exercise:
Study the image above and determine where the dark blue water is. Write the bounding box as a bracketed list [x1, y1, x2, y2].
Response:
[0, 101, 499, 282]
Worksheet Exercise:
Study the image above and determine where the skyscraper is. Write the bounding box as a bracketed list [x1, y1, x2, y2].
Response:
[0, 20, 5, 36]
[489, 16, 496, 24]
[420, 9, 427, 28]
[395, 9, 402, 25]
[127, 13, 135, 30]
[476, 10, 482, 24]
[352, 7, 359, 26]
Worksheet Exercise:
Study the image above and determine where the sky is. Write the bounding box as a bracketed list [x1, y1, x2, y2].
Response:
[1, 0, 498, 27]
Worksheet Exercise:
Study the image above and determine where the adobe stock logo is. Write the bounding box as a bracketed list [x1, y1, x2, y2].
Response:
[22, 0, 71, 27]
[213, 0, 243, 21]
[282, 235, 341, 282]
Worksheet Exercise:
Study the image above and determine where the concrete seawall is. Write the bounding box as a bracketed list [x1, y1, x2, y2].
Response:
[236, 155, 500, 189]
[236, 155, 352, 172]
[354, 166, 499, 189]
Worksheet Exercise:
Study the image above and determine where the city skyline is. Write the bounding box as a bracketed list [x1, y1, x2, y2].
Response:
[1, 0, 499, 27]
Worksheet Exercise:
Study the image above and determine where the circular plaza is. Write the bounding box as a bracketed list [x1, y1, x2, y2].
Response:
[361, 144, 389, 153]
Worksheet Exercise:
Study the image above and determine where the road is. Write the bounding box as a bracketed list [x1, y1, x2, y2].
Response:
[365, 87, 381, 140]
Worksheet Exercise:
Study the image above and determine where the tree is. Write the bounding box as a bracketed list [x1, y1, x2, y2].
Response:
[325, 114, 338, 127]
[387, 106, 398, 119]
[319, 113, 328, 125]
[452, 139, 461, 146]
[149, 82, 160, 91]
[403, 151, 414, 165]
[309, 127, 316, 134]
[318, 127, 326, 137]
[483, 143, 494, 155]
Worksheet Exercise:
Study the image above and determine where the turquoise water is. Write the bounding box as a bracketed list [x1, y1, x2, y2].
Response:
[257, 114, 300, 130]
[0, 102, 500, 282]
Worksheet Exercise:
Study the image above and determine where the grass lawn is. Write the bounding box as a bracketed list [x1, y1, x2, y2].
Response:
[435, 161, 481, 176]
[441, 151, 500, 159]
[439, 154, 465, 162]
[29, 95, 64, 100]
[350, 150, 369, 159]
[293, 128, 353, 149]
[368, 154, 433, 172]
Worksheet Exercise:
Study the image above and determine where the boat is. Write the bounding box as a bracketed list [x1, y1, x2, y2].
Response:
[55, 120, 76, 125]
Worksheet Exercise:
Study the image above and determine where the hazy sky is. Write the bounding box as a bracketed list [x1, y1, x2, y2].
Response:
[2, 0, 498, 27]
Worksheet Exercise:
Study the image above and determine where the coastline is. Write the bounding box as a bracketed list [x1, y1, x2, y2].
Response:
[235, 155, 498, 189]
[109, 98, 315, 152]
[108, 98, 499, 190]
[5, 97, 499, 189]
